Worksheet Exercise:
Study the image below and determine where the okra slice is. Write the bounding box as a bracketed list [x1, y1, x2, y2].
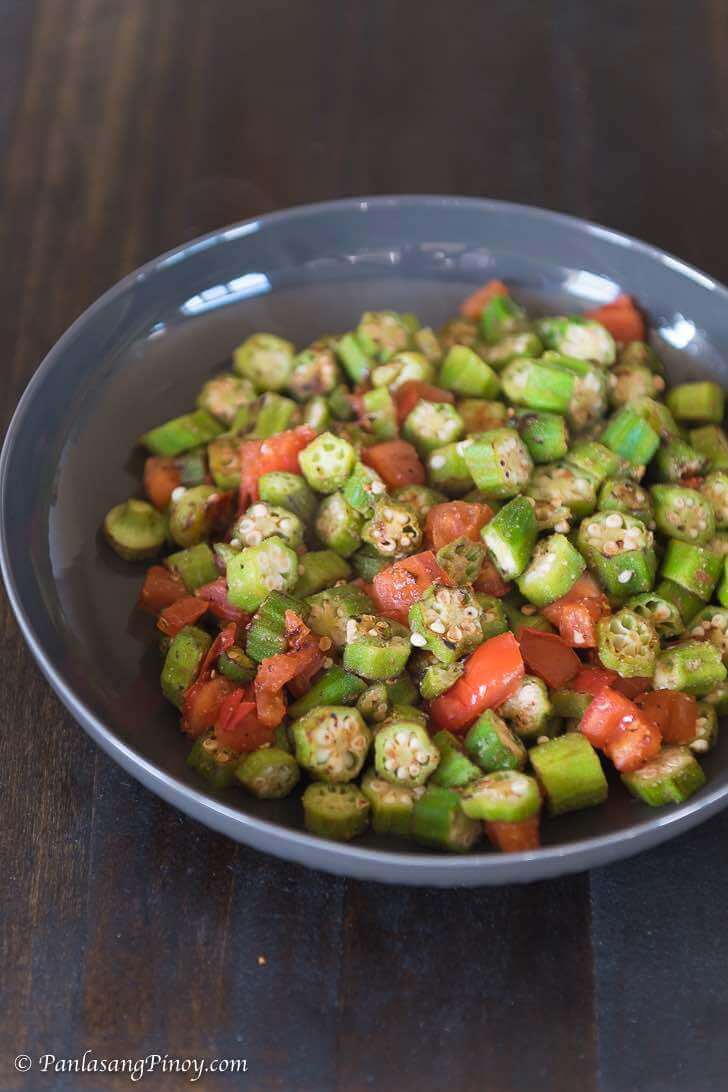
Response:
[103, 499, 167, 561]
[403, 400, 465, 456]
[501, 357, 575, 414]
[336, 333, 373, 385]
[233, 333, 295, 392]
[458, 399, 509, 434]
[704, 681, 728, 716]
[226, 536, 299, 612]
[306, 584, 372, 648]
[598, 478, 654, 526]
[235, 746, 301, 799]
[550, 688, 592, 719]
[515, 411, 569, 464]
[217, 646, 256, 685]
[653, 640, 727, 696]
[392, 484, 447, 522]
[288, 340, 341, 401]
[414, 325, 443, 364]
[169, 484, 222, 548]
[535, 315, 616, 365]
[621, 747, 706, 806]
[411, 786, 481, 852]
[315, 492, 363, 557]
[360, 769, 418, 835]
[651, 485, 714, 545]
[688, 606, 728, 664]
[176, 447, 209, 486]
[357, 311, 412, 362]
[527, 463, 597, 521]
[460, 770, 541, 822]
[565, 441, 623, 486]
[690, 425, 728, 470]
[427, 442, 475, 496]
[187, 730, 239, 789]
[653, 439, 709, 483]
[701, 471, 728, 530]
[619, 341, 663, 372]
[166, 542, 218, 591]
[439, 345, 500, 398]
[408, 584, 484, 665]
[370, 351, 434, 390]
[629, 395, 680, 442]
[485, 330, 544, 368]
[476, 593, 510, 639]
[197, 373, 255, 425]
[626, 591, 684, 639]
[356, 683, 391, 724]
[258, 471, 318, 525]
[161, 625, 212, 709]
[141, 408, 224, 456]
[464, 710, 527, 772]
[661, 540, 723, 601]
[303, 395, 331, 434]
[482, 495, 538, 579]
[302, 782, 370, 840]
[502, 594, 555, 636]
[361, 499, 422, 559]
[251, 393, 299, 438]
[462, 428, 533, 498]
[608, 363, 661, 407]
[386, 673, 419, 708]
[349, 546, 390, 582]
[294, 549, 351, 597]
[246, 591, 303, 662]
[666, 380, 725, 425]
[577, 511, 656, 600]
[439, 317, 481, 352]
[436, 536, 486, 584]
[529, 734, 608, 816]
[516, 533, 586, 607]
[419, 661, 466, 701]
[597, 609, 659, 678]
[328, 382, 357, 421]
[342, 615, 411, 680]
[298, 431, 356, 494]
[600, 406, 660, 468]
[541, 352, 609, 429]
[374, 716, 440, 788]
[289, 666, 366, 718]
[497, 675, 552, 740]
[692, 703, 718, 754]
[430, 730, 480, 788]
[207, 437, 241, 490]
[480, 294, 530, 344]
[293, 706, 371, 783]
[233, 501, 304, 550]
[361, 387, 398, 440]
[343, 462, 388, 517]
[654, 577, 704, 625]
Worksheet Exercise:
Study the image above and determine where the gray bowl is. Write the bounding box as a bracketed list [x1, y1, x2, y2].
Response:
[2, 195, 728, 885]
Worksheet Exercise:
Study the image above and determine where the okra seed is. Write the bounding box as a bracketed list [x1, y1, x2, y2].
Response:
[691, 739, 709, 753]
[618, 570, 632, 584]
[171, 486, 186, 503]
[396, 767, 408, 780]
[410, 632, 427, 647]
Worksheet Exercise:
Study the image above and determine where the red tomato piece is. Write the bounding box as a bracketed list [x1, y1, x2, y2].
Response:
[361, 441, 426, 489]
[182, 676, 238, 739]
[635, 691, 698, 744]
[570, 667, 619, 695]
[460, 279, 508, 320]
[393, 381, 454, 425]
[156, 596, 208, 637]
[485, 816, 541, 853]
[580, 686, 636, 747]
[253, 612, 324, 727]
[473, 558, 512, 598]
[138, 565, 188, 615]
[541, 599, 602, 648]
[371, 551, 451, 624]
[580, 685, 662, 771]
[425, 501, 493, 550]
[143, 456, 182, 510]
[215, 687, 275, 753]
[611, 676, 652, 700]
[195, 577, 249, 624]
[239, 426, 316, 507]
[429, 633, 525, 733]
[518, 628, 581, 689]
[584, 294, 645, 343]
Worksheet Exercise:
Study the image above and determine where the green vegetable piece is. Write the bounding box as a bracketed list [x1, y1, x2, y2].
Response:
[386, 674, 419, 707]
[482, 495, 538, 579]
[485, 330, 544, 368]
[529, 734, 608, 816]
[666, 381, 725, 425]
[288, 340, 340, 401]
[175, 447, 208, 486]
[419, 662, 466, 701]
[629, 396, 680, 442]
[258, 471, 318, 524]
[430, 730, 481, 788]
[361, 387, 398, 440]
[207, 437, 240, 490]
[598, 479, 654, 526]
[233, 333, 295, 392]
[480, 294, 529, 344]
[233, 501, 304, 549]
[226, 536, 299, 612]
[688, 606, 728, 665]
[288, 666, 367, 719]
[536, 315, 616, 365]
[403, 400, 465, 456]
[577, 511, 657, 600]
[497, 675, 552, 740]
[298, 431, 356, 494]
[565, 441, 622, 486]
[371, 351, 434, 390]
[187, 731, 239, 789]
[625, 591, 684, 639]
[103, 499, 166, 561]
[476, 594, 510, 639]
[601, 407, 660, 467]
[701, 472, 728, 529]
[336, 332, 373, 384]
[501, 357, 574, 414]
[294, 549, 351, 597]
[328, 382, 357, 421]
[302, 782, 370, 840]
[374, 716, 440, 788]
[251, 393, 299, 438]
[692, 703, 719, 754]
[166, 542, 218, 591]
[235, 747, 301, 799]
[168, 484, 221, 548]
[427, 442, 475, 496]
[439, 316, 480, 352]
[414, 325, 442, 363]
[527, 463, 597, 522]
[619, 341, 663, 373]
[460, 770, 541, 822]
[439, 345, 500, 398]
[517, 533, 586, 607]
[458, 399, 509, 434]
[161, 626, 211, 709]
[315, 492, 363, 557]
[550, 688, 592, 719]
[141, 408, 223, 456]
[621, 747, 706, 806]
[654, 640, 727, 696]
[704, 682, 728, 716]
[409, 584, 484, 664]
[197, 373, 255, 425]
[217, 646, 256, 685]
[360, 769, 417, 836]
[464, 710, 527, 772]
[516, 411, 569, 464]
[246, 591, 303, 663]
[597, 608, 659, 678]
[342, 462, 387, 518]
[661, 539, 723, 601]
[690, 425, 728, 469]
[293, 706, 371, 783]
[357, 311, 412, 362]
[356, 683, 392, 724]
[392, 484, 447, 522]
[540, 352, 609, 430]
[361, 499, 422, 559]
[303, 394, 331, 433]
[306, 584, 373, 647]
[342, 615, 411, 680]
[653, 439, 708, 483]
[411, 786, 481, 852]
[609, 364, 660, 407]
[651, 485, 715, 545]
[349, 546, 390, 582]
[719, 559, 728, 608]
[654, 578, 704, 624]
[436, 536, 486, 584]
[462, 428, 533, 498]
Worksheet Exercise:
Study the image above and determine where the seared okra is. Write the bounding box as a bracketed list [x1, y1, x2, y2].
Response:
[464, 710, 527, 772]
[427, 442, 475, 495]
[302, 782, 370, 840]
[293, 706, 372, 782]
[529, 734, 608, 816]
[360, 769, 419, 835]
[412, 786, 481, 852]
[597, 609, 659, 677]
[527, 463, 597, 521]
[226, 536, 299, 612]
[692, 703, 719, 753]
[436, 536, 486, 584]
[626, 591, 684, 638]
[161, 625, 211, 708]
[439, 345, 500, 398]
[392, 484, 446, 521]
[361, 387, 398, 440]
[104, 499, 167, 561]
[236, 747, 301, 798]
[497, 675, 552, 739]
[541, 352, 609, 429]
[482, 495, 538, 579]
[169, 485, 223, 548]
[342, 462, 387, 518]
[517, 533, 586, 607]
[666, 380, 725, 425]
[690, 425, 728, 469]
[288, 339, 340, 400]
[651, 485, 714, 545]
[306, 584, 372, 647]
[661, 540, 723, 601]
[430, 731, 481, 789]
[419, 662, 466, 701]
[315, 493, 363, 557]
[577, 511, 656, 599]
[289, 666, 366, 718]
[303, 391, 333, 431]
[361, 499, 422, 558]
[141, 408, 223, 456]
[409, 584, 484, 664]
[565, 441, 623, 486]
[197, 373, 255, 424]
[619, 341, 663, 372]
[413, 326, 443, 363]
[233, 333, 295, 391]
[516, 411, 569, 464]
[357, 311, 412, 362]
[403, 400, 465, 455]
[294, 550, 351, 597]
[371, 351, 434, 390]
[207, 437, 241, 490]
[600, 406, 659, 468]
[166, 542, 218, 591]
[535, 315, 616, 365]
[630, 395, 680, 442]
[687, 606, 728, 664]
[501, 357, 575, 414]
[609, 363, 661, 407]
[462, 428, 533, 498]
[217, 646, 256, 684]
[343, 615, 411, 679]
[460, 770, 541, 822]
[233, 501, 304, 549]
[458, 399, 509, 434]
[374, 716, 440, 788]
[655, 577, 704, 624]
[251, 393, 299, 438]
[598, 479, 654, 526]
[485, 330, 544, 368]
[621, 747, 705, 806]
[246, 591, 303, 662]
[299, 431, 356, 493]
[653, 640, 727, 696]
[187, 731, 239, 789]
[653, 439, 708, 483]
[258, 471, 318, 524]
[701, 472, 728, 529]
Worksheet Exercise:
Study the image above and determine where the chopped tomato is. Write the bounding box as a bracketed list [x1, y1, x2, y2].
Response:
[570, 666, 619, 695]
[144, 456, 182, 510]
[371, 551, 451, 624]
[429, 632, 524, 733]
[361, 440, 426, 489]
[239, 426, 316, 507]
[485, 816, 540, 853]
[195, 577, 249, 624]
[460, 279, 508, 320]
[580, 686, 661, 772]
[612, 676, 652, 700]
[473, 558, 512, 597]
[253, 612, 324, 727]
[157, 596, 208, 637]
[635, 690, 698, 744]
[138, 565, 188, 615]
[584, 294, 645, 343]
[542, 599, 603, 648]
[425, 501, 493, 550]
[518, 628, 581, 689]
[215, 687, 275, 752]
[580, 686, 636, 747]
[181, 676, 237, 739]
[394, 381, 454, 425]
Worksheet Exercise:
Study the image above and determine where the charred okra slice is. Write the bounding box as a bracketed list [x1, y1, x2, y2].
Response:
[169, 485, 222, 548]
[104, 499, 167, 561]
[497, 675, 552, 740]
[251, 393, 299, 438]
[501, 357, 575, 414]
[370, 351, 434, 390]
[460, 770, 541, 822]
[654, 577, 704, 625]
[516, 534, 586, 607]
[653, 439, 709, 483]
[439, 345, 500, 398]
[235, 747, 301, 799]
[360, 387, 398, 440]
[535, 315, 616, 365]
[577, 511, 656, 599]
[653, 640, 727, 696]
[529, 734, 608, 816]
[608, 363, 661, 407]
[360, 769, 418, 835]
[629, 395, 680, 442]
[515, 411, 569, 464]
[374, 717, 440, 788]
[411, 786, 481, 852]
[302, 782, 370, 840]
[458, 399, 509, 433]
[625, 591, 684, 639]
[688, 606, 728, 664]
[430, 730, 481, 788]
[485, 330, 544, 368]
[392, 484, 447, 522]
[480, 294, 530, 343]
[207, 437, 241, 490]
[527, 463, 597, 521]
[621, 747, 705, 806]
[427, 442, 475, 496]
[476, 594, 510, 639]
[342, 615, 411, 679]
[436, 536, 486, 584]
[293, 706, 371, 782]
[217, 646, 256, 685]
[336, 333, 373, 385]
[258, 471, 318, 525]
[651, 485, 714, 545]
[462, 428, 533, 498]
[315, 493, 363, 557]
[187, 731, 239, 789]
[161, 625, 212, 708]
[600, 406, 659, 468]
[349, 546, 390, 582]
[298, 431, 356, 494]
[357, 311, 412, 362]
[666, 380, 725, 425]
[305, 584, 373, 648]
[361, 499, 422, 558]
[408, 584, 484, 664]
[701, 472, 728, 529]
[233, 501, 304, 549]
[166, 542, 218, 591]
[419, 662, 466, 701]
[661, 540, 723, 601]
[482, 495, 538, 579]
[343, 462, 387, 517]
[598, 479, 654, 526]
[141, 408, 223, 456]
[197, 373, 255, 424]
[294, 550, 351, 597]
[288, 340, 340, 401]
[288, 666, 366, 719]
[565, 441, 623, 486]
[692, 703, 718, 754]
[403, 400, 465, 456]
[245, 591, 303, 662]
[464, 710, 527, 772]
[690, 425, 728, 470]
[541, 353, 609, 430]
[597, 609, 659, 677]
[233, 333, 295, 392]
[226, 536, 299, 612]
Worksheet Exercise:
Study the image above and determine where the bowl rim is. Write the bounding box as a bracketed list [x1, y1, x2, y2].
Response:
[4, 192, 728, 883]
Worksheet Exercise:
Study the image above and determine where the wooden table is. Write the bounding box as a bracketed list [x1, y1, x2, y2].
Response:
[3, 2, 728, 1088]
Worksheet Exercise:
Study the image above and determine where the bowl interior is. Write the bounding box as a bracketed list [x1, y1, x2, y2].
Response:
[4, 197, 728, 876]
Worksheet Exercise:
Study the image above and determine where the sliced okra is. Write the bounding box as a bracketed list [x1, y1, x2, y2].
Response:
[719, 559, 728, 609]
[294, 549, 351, 597]
[598, 478, 654, 526]
[251, 393, 299, 438]
[258, 471, 318, 524]
[458, 399, 509, 434]
[687, 606, 728, 664]
[692, 703, 718, 754]
[565, 440, 623, 486]
[226, 535, 299, 612]
[462, 428, 533, 498]
[233, 501, 304, 549]
[661, 539, 723, 601]
[516, 533, 586, 607]
[666, 380, 725, 425]
[161, 625, 212, 709]
[529, 733, 608, 816]
[361, 387, 398, 440]
[187, 731, 239, 789]
[356, 683, 392, 724]
[197, 373, 255, 424]
[704, 682, 728, 715]
[302, 782, 370, 840]
[411, 786, 481, 852]
[293, 706, 372, 783]
[166, 542, 218, 591]
[348, 546, 388, 583]
[654, 577, 704, 625]
[597, 609, 659, 678]
[419, 662, 466, 701]
[305, 583, 373, 648]
[360, 769, 419, 836]
[618, 340, 663, 372]
[550, 688, 593, 719]
[408, 584, 484, 664]
[104, 499, 167, 561]
[701, 471, 728, 529]
[439, 317, 481, 352]
[413, 325, 443, 363]
[436, 535, 486, 584]
[342, 615, 411, 680]
[288, 340, 341, 401]
[374, 716, 440, 788]
[464, 710, 527, 772]
[342, 462, 387, 518]
[175, 447, 209, 486]
[336, 333, 373, 385]
[430, 730, 482, 789]
[141, 408, 223, 456]
[217, 646, 257, 685]
[501, 357, 575, 414]
[361, 498, 422, 558]
[233, 333, 295, 392]
[386, 673, 419, 707]
[515, 411, 570, 464]
[476, 593, 510, 639]
[502, 594, 555, 636]
[577, 511, 656, 599]
[427, 442, 475, 496]
[600, 406, 660, 467]
[246, 590, 303, 663]
[690, 425, 728, 470]
[315, 492, 363, 557]
[439, 345, 500, 399]
[485, 330, 544, 368]
[235, 747, 301, 799]
[328, 382, 357, 421]
[535, 315, 616, 365]
[482, 495, 538, 579]
[651, 485, 714, 545]
[608, 364, 661, 407]
[403, 400, 465, 456]
[208, 437, 241, 490]
[460, 770, 541, 822]
[298, 431, 356, 494]
[653, 438, 709, 483]
[370, 351, 434, 390]
[527, 463, 597, 522]
[303, 395, 331, 434]
[392, 484, 447, 522]
[480, 294, 530, 343]
[653, 640, 727, 696]
[621, 747, 706, 806]
[288, 666, 366, 719]
[541, 353, 609, 429]
[169, 484, 223, 548]
[497, 674, 552, 740]
[625, 591, 684, 639]
[357, 311, 412, 362]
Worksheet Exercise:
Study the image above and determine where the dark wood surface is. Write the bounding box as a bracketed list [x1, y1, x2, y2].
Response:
[3, 2, 728, 1089]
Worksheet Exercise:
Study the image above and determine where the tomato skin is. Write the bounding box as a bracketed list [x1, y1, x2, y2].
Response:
[425, 501, 493, 550]
[429, 633, 525, 733]
[394, 381, 454, 425]
[182, 676, 238, 738]
[541, 575, 609, 647]
[253, 612, 324, 727]
[580, 687, 635, 747]
[584, 294, 645, 343]
[571, 667, 619, 695]
[580, 686, 662, 772]
[460, 279, 508, 320]
[473, 558, 511, 597]
[138, 565, 188, 615]
[239, 426, 316, 507]
[195, 577, 249, 624]
[485, 816, 540, 853]
[215, 687, 275, 752]
[157, 596, 208, 637]
[361, 441, 426, 489]
[612, 676, 652, 700]
[635, 691, 698, 744]
[518, 628, 581, 689]
[144, 456, 182, 510]
[370, 551, 451, 624]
